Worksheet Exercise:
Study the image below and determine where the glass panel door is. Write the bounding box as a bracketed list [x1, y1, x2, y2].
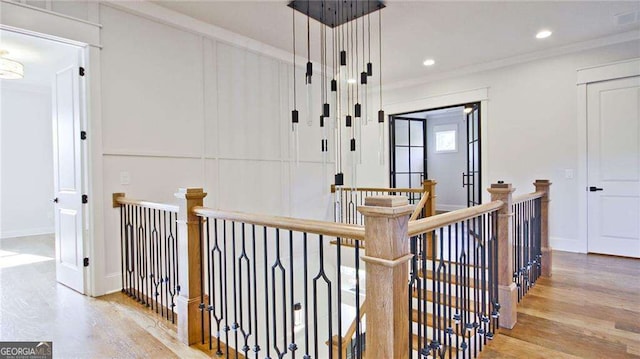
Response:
[390, 117, 426, 204]
[465, 103, 481, 206]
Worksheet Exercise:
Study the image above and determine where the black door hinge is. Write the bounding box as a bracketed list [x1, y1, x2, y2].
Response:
[79, 67, 85, 77]
[83, 257, 89, 267]
[80, 131, 87, 140]
[82, 194, 88, 204]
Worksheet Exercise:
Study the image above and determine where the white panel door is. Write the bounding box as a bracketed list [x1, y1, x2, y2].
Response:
[587, 76, 640, 258]
[52, 63, 85, 293]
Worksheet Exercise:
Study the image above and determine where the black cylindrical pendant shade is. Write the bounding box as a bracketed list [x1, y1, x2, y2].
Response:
[350, 138, 356, 151]
[340, 51, 347, 66]
[378, 109, 385, 123]
[292, 109, 299, 123]
[320, 115, 324, 127]
[361, 72, 368, 85]
[346, 115, 352, 127]
[367, 62, 373, 76]
[331, 79, 337, 92]
[355, 103, 361, 118]
[323, 103, 330, 117]
[335, 172, 344, 185]
[306, 61, 313, 76]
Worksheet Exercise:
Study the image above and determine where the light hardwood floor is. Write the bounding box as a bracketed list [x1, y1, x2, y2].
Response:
[481, 251, 640, 359]
[0, 234, 207, 359]
[1, 235, 638, 358]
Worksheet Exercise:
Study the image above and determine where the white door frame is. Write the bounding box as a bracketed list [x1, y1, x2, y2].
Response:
[385, 87, 491, 203]
[576, 58, 640, 253]
[1, 1, 104, 296]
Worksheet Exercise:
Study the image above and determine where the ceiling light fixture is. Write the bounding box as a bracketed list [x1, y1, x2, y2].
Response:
[289, 0, 386, 186]
[423, 59, 435, 66]
[536, 30, 552, 39]
[0, 51, 24, 80]
[463, 106, 473, 114]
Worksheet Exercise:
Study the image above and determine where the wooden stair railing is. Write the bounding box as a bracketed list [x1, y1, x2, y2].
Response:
[109, 179, 551, 358]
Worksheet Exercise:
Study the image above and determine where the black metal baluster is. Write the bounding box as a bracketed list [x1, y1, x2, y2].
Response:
[313, 234, 332, 359]
[422, 231, 428, 355]
[199, 217, 205, 345]
[263, 226, 271, 359]
[206, 217, 213, 350]
[408, 236, 417, 359]
[239, 223, 252, 357]
[454, 222, 461, 356]
[288, 231, 297, 359]
[354, 238, 361, 359]
[163, 210, 169, 320]
[231, 222, 239, 358]
[120, 204, 125, 293]
[337, 229, 343, 359]
[172, 212, 179, 323]
[212, 218, 224, 356]
[251, 225, 260, 359]
[223, 220, 230, 357]
[303, 232, 310, 359]
[271, 228, 288, 359]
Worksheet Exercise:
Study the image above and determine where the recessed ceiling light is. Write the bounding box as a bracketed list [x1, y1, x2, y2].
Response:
[536, 30, 552, 39]
[347, 78, 357, 84]
[423, 59, 435, 66]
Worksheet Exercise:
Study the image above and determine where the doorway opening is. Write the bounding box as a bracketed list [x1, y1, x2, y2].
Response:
[389, 102, 481, 212]
[0, 29, 88, 293]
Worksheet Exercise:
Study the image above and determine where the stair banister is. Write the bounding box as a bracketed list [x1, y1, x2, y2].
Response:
[534, 180, 552, 277]
[488, 182, 518, 329]
[358, 196, 414, 359]
[174, 188, 208, 345]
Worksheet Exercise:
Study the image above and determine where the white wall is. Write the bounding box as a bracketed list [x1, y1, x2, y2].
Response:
[356, 40, 640, 253]
[98, 4, 333, 293]
[426, 112, 467, 211]
[0, 82, 54, 238]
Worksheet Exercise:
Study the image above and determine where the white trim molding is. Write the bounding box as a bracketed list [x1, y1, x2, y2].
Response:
[577, 58, 640, 84]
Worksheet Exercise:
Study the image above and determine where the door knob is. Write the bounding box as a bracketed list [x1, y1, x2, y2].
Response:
[53, 197, 59, 203]
[589, 187, 603, 192]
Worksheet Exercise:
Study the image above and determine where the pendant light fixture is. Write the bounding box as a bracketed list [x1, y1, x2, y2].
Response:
[288, 0, 386, 186]
[0, 51, 24, 80]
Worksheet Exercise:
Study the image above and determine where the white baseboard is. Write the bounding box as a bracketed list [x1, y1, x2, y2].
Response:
[96, 273, 122, 297]
[550, 236, 586, 253]
[0, 227, 54, 239]
[437, 204, 466, 212]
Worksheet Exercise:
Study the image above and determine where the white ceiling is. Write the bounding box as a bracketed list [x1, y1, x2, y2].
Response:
[153, 0, 640, 85]
[0, 30, 79, 88]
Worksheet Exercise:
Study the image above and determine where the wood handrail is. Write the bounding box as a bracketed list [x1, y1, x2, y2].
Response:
[408, 200, 504, 237]
[192, 207, 366, 241]
[114, 196, 179, 213]
[331, 185, 425, 194]
[512, 191, 545, 205]
[409, 192, 429, 221]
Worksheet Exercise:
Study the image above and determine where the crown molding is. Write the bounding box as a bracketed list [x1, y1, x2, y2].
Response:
[384, 30, 640, 91]
[102, 1, 320, 72]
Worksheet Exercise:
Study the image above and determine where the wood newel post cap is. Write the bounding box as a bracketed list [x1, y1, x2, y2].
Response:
[112, 192, 125, 208]
[358, 196, 414, 218]
[174, 187, 207, 201]
[534, 180, 552, 198]
[488, 183, 515, 195]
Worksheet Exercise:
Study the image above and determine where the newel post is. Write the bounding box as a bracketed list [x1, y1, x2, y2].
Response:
[423, 179, 437, 217]
[534, 180, 552, 277]
[487, 183, 518, 329]
[175, 187, 207, 345]
[358, 196, 414, 359]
